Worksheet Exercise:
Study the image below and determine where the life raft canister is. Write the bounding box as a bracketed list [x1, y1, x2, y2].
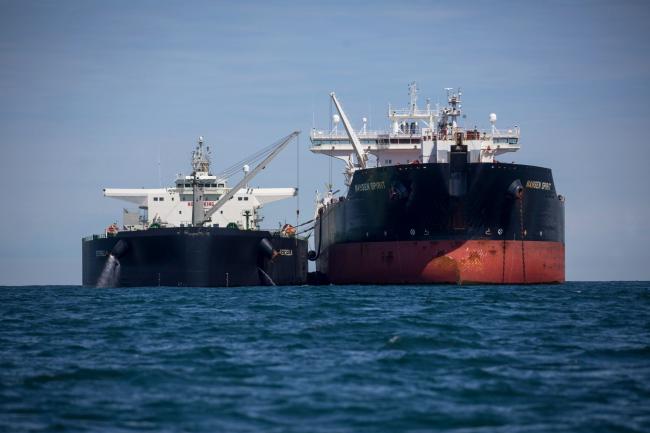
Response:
[106, 223, 119, 236]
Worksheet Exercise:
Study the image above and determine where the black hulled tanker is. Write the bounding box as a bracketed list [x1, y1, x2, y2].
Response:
[83, 228, 307, 287]
[310, 86, 564, 284]
[82, 132, 308, 287]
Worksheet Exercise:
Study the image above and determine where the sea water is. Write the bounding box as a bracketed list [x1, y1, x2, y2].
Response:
[1, 282, 648, 432]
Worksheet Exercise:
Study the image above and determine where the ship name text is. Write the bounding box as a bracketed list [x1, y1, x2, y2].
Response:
[355, 181, 386, 192]
[526, 180, 552, 190]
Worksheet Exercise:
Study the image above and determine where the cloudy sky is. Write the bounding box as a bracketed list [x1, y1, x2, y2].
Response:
[1, 0, 649, 284]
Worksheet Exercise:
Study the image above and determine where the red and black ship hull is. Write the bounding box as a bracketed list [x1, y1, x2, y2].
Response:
[314, 158, 565, 284]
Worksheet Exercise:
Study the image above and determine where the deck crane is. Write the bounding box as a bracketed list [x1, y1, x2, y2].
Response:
[194, 131, 300, 227]
[329, 92, 367, 170]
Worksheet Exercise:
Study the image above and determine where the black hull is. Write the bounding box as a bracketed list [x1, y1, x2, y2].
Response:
[315, 162, 565, 284]
[82, 227, 308, 287]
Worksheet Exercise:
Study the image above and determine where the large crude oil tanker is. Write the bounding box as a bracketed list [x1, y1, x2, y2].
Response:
[83, 132, 308, 287]
[309, 84, 564, 284]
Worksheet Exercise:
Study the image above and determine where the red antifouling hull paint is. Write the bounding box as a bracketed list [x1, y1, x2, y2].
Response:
[325, 240, 565, 284]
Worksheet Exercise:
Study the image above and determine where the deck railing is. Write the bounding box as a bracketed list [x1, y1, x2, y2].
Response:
[311, 127, 520, 145]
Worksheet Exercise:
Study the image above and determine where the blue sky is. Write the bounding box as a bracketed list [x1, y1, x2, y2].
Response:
[1, 0, 649, 284]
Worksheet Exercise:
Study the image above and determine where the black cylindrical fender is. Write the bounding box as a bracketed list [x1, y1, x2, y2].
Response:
[111, 240, 129, 258]
[507, 179, 524, 199]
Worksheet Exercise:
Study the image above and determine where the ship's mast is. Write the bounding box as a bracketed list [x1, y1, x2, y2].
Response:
[440, 88, 462, 132]
[191, 136, 210, 227]
[388, 82, 437, 133]
[191, 135, 211, 173]
[409, 81, 418, 114]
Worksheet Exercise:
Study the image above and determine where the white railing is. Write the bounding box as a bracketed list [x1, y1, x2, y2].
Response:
[83, 233, 108, 241]
[388, 108, 435, 117]
[491, 127, 521, 137]
[311, 129, 385, 138]
[310, 126, 520, 145]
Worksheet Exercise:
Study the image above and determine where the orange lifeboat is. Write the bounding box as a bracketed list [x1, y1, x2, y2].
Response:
[281, 224, 296, 236]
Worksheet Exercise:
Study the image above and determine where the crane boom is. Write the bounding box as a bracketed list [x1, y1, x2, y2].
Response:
[200, 131, 299, 225]
[330, 92, 367, 170]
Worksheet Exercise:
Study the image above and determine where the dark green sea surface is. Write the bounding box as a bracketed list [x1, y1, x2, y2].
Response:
[1, 283, 649, 432]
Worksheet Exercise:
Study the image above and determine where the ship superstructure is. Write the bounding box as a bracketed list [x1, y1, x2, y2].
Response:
[309, 84, 565, 285]
[104, 137, 296, 231]
[311, 83, 520, 179]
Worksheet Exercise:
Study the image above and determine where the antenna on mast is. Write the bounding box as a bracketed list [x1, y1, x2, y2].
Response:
[409, 81, 418, 113]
